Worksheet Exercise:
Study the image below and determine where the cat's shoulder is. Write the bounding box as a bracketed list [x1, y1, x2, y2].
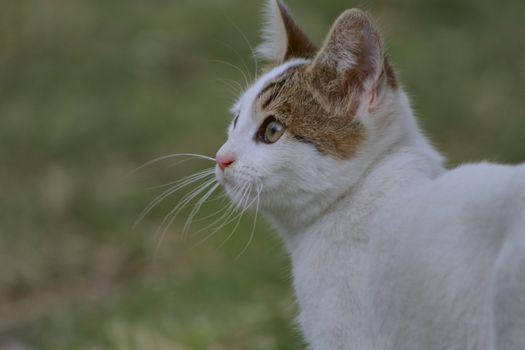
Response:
[430, 161, 525, 197]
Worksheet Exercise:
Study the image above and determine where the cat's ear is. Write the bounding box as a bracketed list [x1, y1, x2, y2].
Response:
[257, 0, 317, 63]
[307, 9, 387, 112]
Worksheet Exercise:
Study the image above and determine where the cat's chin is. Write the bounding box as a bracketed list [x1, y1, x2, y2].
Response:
[221, 182, 259, 209]
[215, 167, 264, 210]
[215, 170, 235, 192]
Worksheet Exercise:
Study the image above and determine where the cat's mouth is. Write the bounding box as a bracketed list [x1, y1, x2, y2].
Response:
[214, 165, 228, 186]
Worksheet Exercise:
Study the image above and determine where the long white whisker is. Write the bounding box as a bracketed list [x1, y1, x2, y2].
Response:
[216, 185, 253, 237]
[208, 59, 249, 89]
[129, 153, 215, 175]
[218, 185, 259, 249]
[181, 182, 220, 239]
[227, 19, 259, 79]
[216, 78, 243, 95]
[192, 195, 231, 224]
[220, 183, 251, 226]
[154, 178, 217, 255]
[236, 183, 262, 260]
[191, 199, 237, 239]
[134, 170, 215, 227]
[157, 178, 217, 235]
[190, 183, 249, 248]
[214, 40, 252, 86]
[221, 13, 259, 79]
[148, 168, 215, 190]
[166, 156, 214, 169]
[216, 78, 241, 98]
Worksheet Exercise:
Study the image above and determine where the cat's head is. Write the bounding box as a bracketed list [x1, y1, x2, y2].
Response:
[215, 0, 400, 229]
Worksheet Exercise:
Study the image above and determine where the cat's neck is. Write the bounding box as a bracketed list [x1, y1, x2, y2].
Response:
[274, 144, 443, 349]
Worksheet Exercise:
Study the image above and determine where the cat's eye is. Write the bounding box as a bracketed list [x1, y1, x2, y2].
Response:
[257, 116, 285, 144]
[233, 115, 239, 129]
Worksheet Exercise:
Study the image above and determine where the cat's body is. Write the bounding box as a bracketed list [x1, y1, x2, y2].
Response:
[213, 1, 525, 349]
[289, 150, 525, 350]
[270, 84, 525, 350]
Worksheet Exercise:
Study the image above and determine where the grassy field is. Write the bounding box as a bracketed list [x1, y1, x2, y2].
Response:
[1, 0, 524, 349]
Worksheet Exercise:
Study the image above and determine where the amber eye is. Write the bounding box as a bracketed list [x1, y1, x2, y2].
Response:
[257, 116, 285, 144]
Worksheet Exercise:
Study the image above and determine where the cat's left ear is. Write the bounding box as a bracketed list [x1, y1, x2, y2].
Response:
[307, 10, 387, 113]
[257, 0, 317, 63]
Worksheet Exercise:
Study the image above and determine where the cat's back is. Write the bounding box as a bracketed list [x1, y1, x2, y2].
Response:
[428, 161, 525, 214]
[388, 161, 525, 244]
[369, 162, 525, 350]
[424, 161, 523, 229]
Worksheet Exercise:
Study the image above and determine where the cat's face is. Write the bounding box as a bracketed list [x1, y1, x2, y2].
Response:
[215, 1, 397, 219]
[215, 59, 346, 212]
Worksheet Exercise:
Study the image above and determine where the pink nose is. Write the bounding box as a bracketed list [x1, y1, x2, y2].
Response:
[216, 155, 235, 171]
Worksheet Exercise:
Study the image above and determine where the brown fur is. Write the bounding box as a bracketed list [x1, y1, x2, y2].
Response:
[254, 9, 397, 159]
[255, 65, 366, 159]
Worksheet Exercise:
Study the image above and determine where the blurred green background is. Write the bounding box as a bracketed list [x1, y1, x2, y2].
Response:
[1, 0, 524, 349]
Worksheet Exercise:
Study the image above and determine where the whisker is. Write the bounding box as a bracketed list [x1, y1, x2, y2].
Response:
[154, 178, 217, 255]
[166, 156, 214, 169]
[214, 184, 253, 237]
[216, 78, 242, 98]
[135, 169, 215, 227]
[218, 185, 259, 249]
[142, 174, 214, 230]
[190, 183, 249, 248]
[196, 183, 246, 231]
[191, 199, 237, 240]
[181, 182, 221, 239]
[226, 18, 259, 79]
[216, 78, 243, 95]
[148, 168, 215, 190]
[208, 59, 250, 89]
[192, 195, 231, 224]
[129, 153, 215, 175]
[236, 182, 262, 260]
[214, 40, 252, 86]
[157, 177, 217, 234]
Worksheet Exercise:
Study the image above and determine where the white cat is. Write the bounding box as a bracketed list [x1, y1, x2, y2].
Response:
[214, 1, 525, 349]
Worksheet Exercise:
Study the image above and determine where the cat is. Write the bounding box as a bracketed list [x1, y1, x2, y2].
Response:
[214, 1, 525, 349]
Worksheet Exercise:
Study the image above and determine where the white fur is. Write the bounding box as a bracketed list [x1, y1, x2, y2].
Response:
[215, 57, 525, 350]
[256, 0, 291, 61]
[216, 58, 309, 194]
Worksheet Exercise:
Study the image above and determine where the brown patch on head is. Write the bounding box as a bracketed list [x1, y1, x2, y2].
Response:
[255, 65, 366, 159]
[253, 9, 397, 159]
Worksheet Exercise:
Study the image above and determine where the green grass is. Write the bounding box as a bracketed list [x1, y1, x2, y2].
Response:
[1, 0, 525, 348]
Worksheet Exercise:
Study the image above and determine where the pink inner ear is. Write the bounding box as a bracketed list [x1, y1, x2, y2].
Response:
[369, 88, 378, 111]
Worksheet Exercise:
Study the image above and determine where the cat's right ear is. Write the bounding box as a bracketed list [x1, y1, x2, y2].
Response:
[257, 0, 317, 64]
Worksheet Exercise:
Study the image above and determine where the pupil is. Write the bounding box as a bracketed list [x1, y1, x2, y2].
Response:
[270, 123, 279, 134]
